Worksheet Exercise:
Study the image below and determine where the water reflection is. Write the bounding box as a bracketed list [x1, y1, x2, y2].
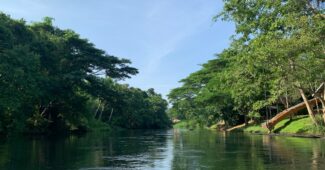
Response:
[0, 130, 172, 170]
[172, 129, 325, 170]
[1, 129, 325, 169]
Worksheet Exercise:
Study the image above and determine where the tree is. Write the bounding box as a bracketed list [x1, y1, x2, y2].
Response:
[169, 0, 325, 128]
[218, 0, 325, 124]
[0, 13, 170, 133]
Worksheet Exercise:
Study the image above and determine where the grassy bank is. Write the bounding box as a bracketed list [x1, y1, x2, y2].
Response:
[174, 116, 325, 138]
[173, 120, 199, 129]
[243, 115, 325, 137]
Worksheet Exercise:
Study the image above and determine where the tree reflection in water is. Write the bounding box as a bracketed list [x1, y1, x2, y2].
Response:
[1, 130, 325, 170]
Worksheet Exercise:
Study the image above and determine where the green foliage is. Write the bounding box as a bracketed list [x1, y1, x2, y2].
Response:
[0, 13, 170, 134]
[173, 120, 198, 129]
[169, 1, 325, 127]
[106, 86, 171, 129]
[173, 121, 188, 128]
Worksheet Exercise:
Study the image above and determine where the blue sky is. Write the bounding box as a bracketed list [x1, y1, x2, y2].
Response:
[0, 0, 235, 98]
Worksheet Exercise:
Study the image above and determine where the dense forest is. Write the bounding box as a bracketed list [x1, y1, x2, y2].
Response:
[168, 0, 325, 129]
[0, 13, 170, 134]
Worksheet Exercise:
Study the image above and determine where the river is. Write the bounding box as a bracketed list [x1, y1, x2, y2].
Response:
[1, 129, 325, 170]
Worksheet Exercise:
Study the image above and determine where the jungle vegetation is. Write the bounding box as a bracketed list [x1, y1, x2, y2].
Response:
[168, 0, 325, 128]
[0, 13, 170, 134]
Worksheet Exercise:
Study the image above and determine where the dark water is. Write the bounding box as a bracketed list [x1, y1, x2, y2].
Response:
[1, 129, 325, 170]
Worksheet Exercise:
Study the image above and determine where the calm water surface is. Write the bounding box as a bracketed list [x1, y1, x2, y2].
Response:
[1, 129, 325, 170]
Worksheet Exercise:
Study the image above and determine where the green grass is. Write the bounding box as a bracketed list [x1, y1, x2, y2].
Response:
[173, 121, 188, 128]
[173, 120, 198, 129]
[273, 115, 312, 134]
[243, 115, 325, 136]
[244, 124, 268, 133]
[88, 119, 112, 131]
[209, 124, 219, 130]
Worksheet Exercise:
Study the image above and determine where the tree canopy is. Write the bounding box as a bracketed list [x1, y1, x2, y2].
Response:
[0, 13, 170, 134]
[168, 0, 325, 128]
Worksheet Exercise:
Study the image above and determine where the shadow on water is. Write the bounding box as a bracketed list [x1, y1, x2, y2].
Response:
[0, 130, 172, 170]
[1, 129, 325, 169]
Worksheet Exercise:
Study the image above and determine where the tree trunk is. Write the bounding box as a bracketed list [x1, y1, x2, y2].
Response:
[322, 101, 325, 125]
[108, 108, 114, 122]
[244, 115, 248, 126]
[321, 99, 325, 125]
[98, 104, 105, 120]
[40, 101, 53, 117]
[285, 91, 289, 109]
[317, 97, 325, 124]
[94, 101, 101, 119]
[320, 84, 325, 124]
[299, 88, 318, 126]
[286, 91, 293, 120]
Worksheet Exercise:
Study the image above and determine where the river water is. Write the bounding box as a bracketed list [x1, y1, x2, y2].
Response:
[1, 129, 325, 170]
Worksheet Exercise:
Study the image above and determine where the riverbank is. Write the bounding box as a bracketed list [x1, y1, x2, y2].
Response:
[174, 116, 325, 138]
[173, 120, 200, 130]
[239, 115, 325, 138]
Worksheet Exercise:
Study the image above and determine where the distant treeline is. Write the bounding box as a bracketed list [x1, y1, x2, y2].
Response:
[168, 0, 325, 127]
[0, 13, 170, 134]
